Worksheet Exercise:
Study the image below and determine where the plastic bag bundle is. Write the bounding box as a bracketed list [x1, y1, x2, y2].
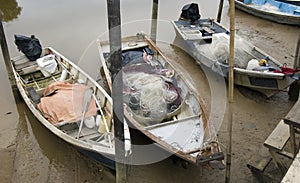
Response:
[14, 34, 42, 61]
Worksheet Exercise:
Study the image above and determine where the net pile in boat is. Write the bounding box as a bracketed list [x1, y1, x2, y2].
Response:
[124, 71, 181, 126]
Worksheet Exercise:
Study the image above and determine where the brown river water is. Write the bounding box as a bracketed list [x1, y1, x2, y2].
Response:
[0, 0, 300, 182]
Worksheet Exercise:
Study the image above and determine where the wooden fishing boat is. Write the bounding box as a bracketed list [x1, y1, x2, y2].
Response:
[234, 0, 300, 25]
[171, 3, 300, 97]
[11, 47, 119, 169]
[97, 33, 224, 166]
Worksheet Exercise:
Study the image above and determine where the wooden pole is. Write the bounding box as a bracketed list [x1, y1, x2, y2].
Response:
[288, 32, 300, 101]
[150, 0, 158, 43]
[217, 0, 224, 23]
[106, 0, 126, 182]
[293, 31, 300, 69]
[0, 11, 14, 85]
[226, 0, 235, 182]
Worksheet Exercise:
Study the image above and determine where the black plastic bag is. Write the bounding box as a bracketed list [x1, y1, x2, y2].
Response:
[180, 3, 201, 24]
[14, 34, 42, 61]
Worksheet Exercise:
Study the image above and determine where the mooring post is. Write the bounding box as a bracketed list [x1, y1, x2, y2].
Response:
[288, 32, 300, 101]
[150, 0, 158, 43]
[293, 31, 300, 70]
[106, 0, 127, 182]
[226, 0, 235, 182]
[217, 0, 224, 23]
[0, 11, 14, 86]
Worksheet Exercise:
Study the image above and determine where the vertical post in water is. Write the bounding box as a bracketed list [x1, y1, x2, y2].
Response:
[150, 0, 158, 43]
[226, 0, 235, 182]
[288, 32, 300, 101]
[106, 0, 126, 182]
[0, 11, 14, 85]
[293, 32, 300, 69]
[217, 0, 224, 23]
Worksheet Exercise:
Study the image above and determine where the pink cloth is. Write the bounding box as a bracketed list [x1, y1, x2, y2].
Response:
[37, 81, 97, 125]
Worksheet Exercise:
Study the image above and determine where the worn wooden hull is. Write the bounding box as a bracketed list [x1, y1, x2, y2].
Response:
[97, 33, 223, 166]
[235, 0, 300, 26]
[11, 47, 116, 169]
[172, 18, 300, 97]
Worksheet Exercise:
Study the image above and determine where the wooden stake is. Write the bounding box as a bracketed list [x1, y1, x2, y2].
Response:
[217, 0, 224, 23]
[288, 32, 300, 101]
[106, 1, 126, 182]
[150, 0, 158, 43]
[0, 11, 14, 85]
[293, 31, 300, 70]
[226, 0, 235, 182]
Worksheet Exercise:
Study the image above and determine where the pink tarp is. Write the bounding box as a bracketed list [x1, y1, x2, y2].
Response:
[37, 81, 97, 125]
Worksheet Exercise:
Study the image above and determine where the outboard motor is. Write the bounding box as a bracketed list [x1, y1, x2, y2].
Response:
[180, 3, 201, 24]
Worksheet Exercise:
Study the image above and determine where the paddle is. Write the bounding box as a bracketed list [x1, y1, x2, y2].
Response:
[77, 87, 94, 139]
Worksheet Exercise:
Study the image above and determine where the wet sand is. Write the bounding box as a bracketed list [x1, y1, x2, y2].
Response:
[1, 1, 300, 183]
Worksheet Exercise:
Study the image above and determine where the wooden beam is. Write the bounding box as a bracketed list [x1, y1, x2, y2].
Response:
[106, 1, 127, 182]
[150, 0, 159, 43]
[0, 11, 14, 85]
[226, 0, 235, 182]
[293, 31, 300, 70]
[217, 0, 224, 23]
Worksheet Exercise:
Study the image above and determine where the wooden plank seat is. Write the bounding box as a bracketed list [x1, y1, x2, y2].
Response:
[263, 120, 292, 174]
[247, 156, 272, 173]
[14, 60, 38, 72]
[281, 150, 300, 183]
[247, 144, 272, 173]
[284, 98, 300, 157]
[264, 120, 290, 154]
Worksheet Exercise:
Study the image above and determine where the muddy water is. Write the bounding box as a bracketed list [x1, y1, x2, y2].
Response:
[0, 0, 300, 182]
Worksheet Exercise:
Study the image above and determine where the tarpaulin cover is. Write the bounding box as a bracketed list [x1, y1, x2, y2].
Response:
[37, 81, 97, 125]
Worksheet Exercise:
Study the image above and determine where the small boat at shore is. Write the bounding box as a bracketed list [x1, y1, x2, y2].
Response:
[11, 46, 119, 169]
[234, 0, 300, 25]
[97, 33, 224, 166]
[171, 3, 300, 97]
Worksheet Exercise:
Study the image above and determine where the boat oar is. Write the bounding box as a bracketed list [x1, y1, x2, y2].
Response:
[77, 87, 94, 139]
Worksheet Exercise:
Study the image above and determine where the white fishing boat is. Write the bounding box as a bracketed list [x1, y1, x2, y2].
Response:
[97, 33, 224, 166]
[11, 46, 121, 169]
[171, 3, 300, 97]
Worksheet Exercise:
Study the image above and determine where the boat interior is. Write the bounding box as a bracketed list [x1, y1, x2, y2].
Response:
[175, 20, 283, 70]
[11, 48, 114, 148]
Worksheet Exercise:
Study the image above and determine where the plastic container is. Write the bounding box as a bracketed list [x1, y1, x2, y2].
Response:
[84, 116, 95, 129]
[98, 115, 110, 134]
[59, 69, 68, 81]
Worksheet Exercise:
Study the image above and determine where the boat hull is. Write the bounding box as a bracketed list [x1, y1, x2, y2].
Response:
[11, 47, 116, 170]
[234, 0, 300, 26]
[172, 19, 299, 97]
[97, 33, 224, 166]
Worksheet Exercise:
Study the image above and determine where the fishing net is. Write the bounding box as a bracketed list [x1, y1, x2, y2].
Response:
[195, 33, 255, 70]
[124, 71, 180, 126]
